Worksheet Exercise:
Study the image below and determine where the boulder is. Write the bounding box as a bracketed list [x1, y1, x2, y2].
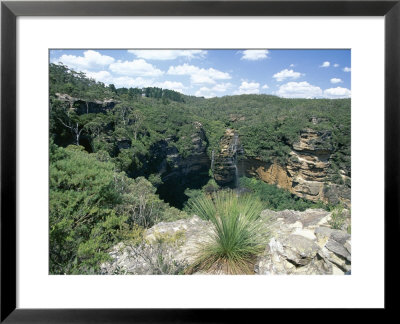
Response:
[256, 209, 351, 275]
[256, 235, 332, 275]
[325, 239, 351, 261]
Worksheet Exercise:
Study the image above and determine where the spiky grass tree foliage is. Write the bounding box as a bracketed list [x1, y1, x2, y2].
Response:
[187, 190, 270, 274]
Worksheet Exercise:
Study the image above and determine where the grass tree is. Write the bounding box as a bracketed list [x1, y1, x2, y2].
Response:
[187, 190, 270, 274]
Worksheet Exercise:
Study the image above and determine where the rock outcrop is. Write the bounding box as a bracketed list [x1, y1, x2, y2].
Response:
[287, 128, 333, 200]
[160, 122, 210, 181]
[155, 122, 211, 208]
[242, 159, 292, 190]
[55, 93, 117, 114]
[243, 128, 351, 207]
[101, 216, 212, 275]
[213, 129, 243, 186]
[256, 208, 351, 275]
[101, 208, 351, 275]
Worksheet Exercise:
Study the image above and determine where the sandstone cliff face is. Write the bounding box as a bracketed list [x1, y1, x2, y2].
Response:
[158, 125, 349, 208]
[213, 129, 244, 187]
[243, 128, 350, 207]
[55, 93, 117, 114]
[288, 128, 332, 200]
[242, 159, 292, 190]
[158, 123, 210, 181]
[156, 122, 211, 208]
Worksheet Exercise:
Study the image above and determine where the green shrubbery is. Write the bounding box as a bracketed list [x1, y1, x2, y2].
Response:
[328, 204, 351, 232]
[186, 190, 270, 274]
[182, 178, 220, 212]
[49, 142, 187, 274]
[239, 177, 327, 211]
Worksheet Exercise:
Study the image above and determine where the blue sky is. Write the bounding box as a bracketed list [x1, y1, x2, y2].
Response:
[50, 49, 351, 99]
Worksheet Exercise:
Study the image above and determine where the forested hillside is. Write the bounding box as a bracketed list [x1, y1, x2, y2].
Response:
[49, 63, 351, 274]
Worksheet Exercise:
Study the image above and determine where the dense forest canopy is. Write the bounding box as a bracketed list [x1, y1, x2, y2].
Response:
[49, 63, 351, 274]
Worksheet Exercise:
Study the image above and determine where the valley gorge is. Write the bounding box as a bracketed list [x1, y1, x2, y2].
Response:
[49, 61, 351, 275]
[212, 128, 351, 208]
[53, 93, 351, 209]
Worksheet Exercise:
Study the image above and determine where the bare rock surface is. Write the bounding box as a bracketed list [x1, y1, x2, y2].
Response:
[144, 215, 214, 265]
[101, 208, 351, 275]
[100, 216, 213, 275]
[256, 208, 351, 275]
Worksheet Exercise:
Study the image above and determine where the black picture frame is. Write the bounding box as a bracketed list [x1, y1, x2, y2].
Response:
[1, 0, 398, 322]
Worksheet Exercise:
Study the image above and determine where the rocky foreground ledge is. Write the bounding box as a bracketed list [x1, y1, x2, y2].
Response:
[101, 208, 351, 275]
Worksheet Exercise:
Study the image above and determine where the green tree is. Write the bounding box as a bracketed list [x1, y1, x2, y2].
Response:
[50, 144, 126, 274]
[108, 84, 117, 94]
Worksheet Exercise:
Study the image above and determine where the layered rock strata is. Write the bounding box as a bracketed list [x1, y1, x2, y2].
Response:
[244, 128, 350, 207]
[55, 93, 117, 114]
[213, 129, 243, 187]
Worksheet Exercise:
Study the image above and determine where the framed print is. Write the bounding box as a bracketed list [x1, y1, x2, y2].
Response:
[1, 0, 399, 322]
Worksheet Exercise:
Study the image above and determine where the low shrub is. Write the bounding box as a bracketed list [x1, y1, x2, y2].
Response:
[328, 204, 349, 230]
[239, 177, 327, 211]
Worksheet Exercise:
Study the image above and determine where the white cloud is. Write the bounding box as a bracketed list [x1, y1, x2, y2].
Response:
[191, 75, 216, 84]
[167, 63, 231, 84]
[212, 83, 233, 92]
[53, 50, 115, 70]
[84, 70, 152, 88]
[195, 83, 232, 98]
[334, 63, 340, 67]
[240, 50, 269, 61]
[84, 70, 112, 81]
[84, 70, 185, 91]
[289, 64, 295, 67]
[273, 69, 303, 82]
[343, 67, 351, 72]
[330, 78, 343, 84]
[128, 50, 207, 60]
[276, 81, 323, 98]
[262, 84, 269, 89]
[320, 61, 330, 68]
[324, 87, 351, 98]
[153, 81, 186, 93]
[195, 87, 216, 98]
[109, 59, 164, 77]
[234, 81, 260, 95]
[111, 77, 152, 88]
